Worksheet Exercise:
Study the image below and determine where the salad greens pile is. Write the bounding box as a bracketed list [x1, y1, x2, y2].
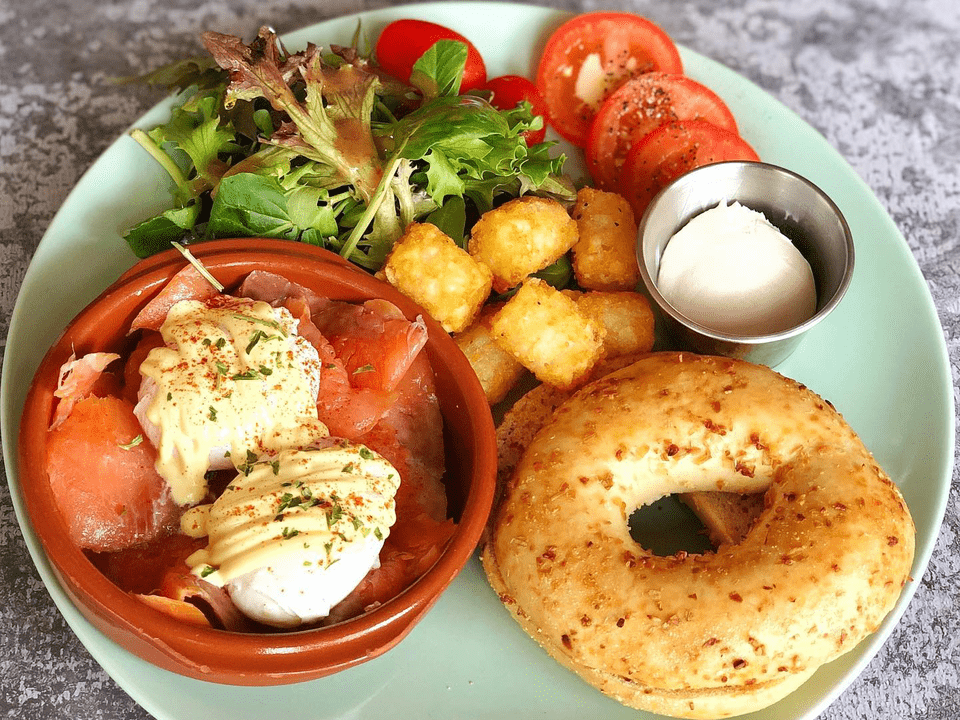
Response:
[125, 26, 575, 270]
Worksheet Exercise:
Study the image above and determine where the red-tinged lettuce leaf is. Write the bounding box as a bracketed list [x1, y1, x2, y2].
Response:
[202, 27, 383, 201]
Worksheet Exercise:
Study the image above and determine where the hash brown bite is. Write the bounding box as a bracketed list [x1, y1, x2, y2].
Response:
[468, 196, 579, 293]
[570, 187, 641, 291]
[489, 278, 604, 389]
[383, 222, 492, 333]
[564, 290, 655, 359]
[454, 304, 526, 405]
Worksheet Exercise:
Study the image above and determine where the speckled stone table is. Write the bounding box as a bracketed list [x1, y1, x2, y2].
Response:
[2, 0, 958, 718]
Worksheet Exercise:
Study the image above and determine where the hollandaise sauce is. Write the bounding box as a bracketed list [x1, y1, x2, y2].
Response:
[180, 442, 401, 625]
[139, 297, 325, 505]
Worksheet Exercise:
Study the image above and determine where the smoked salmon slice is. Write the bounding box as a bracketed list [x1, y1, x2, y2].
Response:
[46, 395, 180, 553]
[50, 352, 120, 430]
[129, 264, 220, 332]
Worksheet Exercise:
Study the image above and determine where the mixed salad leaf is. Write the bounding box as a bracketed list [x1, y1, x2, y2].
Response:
[124, 26, 574, 270]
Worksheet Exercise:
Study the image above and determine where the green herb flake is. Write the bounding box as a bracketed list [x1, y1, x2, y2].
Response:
[352, 363, 375, 375]
[200, 566, 216, 578]
[208, 406, 218, 421]
[118, 434, 144, 450]
[358, 447, 375, 460]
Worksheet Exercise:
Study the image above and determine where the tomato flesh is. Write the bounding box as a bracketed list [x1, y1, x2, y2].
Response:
[482, 74, 549, 145]
[376, 19, 487, 93]
[536, 13, 683, 147]
[620, 119, 760, 218]
[586, 72, 739, 191]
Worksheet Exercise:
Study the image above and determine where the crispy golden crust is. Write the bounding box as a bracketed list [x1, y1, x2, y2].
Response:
[383, 222, 492, 333]
[483, 352, 915, 719]
[489, 278, 605, 389]
[564, 290, 655, 360]
[454, 304, 526, 405]
[570, 187, 641, 292]
[468, 196, 579, 293]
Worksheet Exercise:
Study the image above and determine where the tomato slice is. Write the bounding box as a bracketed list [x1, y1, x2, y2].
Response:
[535, 13, 683, 147]
[586, 72, 739, 191]
[376, 19, 487, 93]
[482, 75, 549, 145]
[620, 119, 760, 218]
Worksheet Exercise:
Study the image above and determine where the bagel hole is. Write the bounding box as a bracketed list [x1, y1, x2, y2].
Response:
[628, 496, 715, 556]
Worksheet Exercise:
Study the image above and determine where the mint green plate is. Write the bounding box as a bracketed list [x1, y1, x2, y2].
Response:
[2, 3, 952, 719]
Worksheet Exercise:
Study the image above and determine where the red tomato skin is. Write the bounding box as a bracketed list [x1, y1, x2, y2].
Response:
[376, 19, 487, 93]
[585, 72, 739, 191]
[536, 12, 683, 147]
[482, 74, 549, 145]
[620, 119, 760, 218]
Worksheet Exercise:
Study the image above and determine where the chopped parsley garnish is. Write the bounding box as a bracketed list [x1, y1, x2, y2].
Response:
[358, 447, 375, 460]
[231, 313, 287, 336]
[207, 406, 218, 421]
[245, 330, 270, 353]
[352, 363, 375, 375]
[373, 526, 383, 541]
[281, 526, 300, 539]
[118, 434, 144, 450]
[230, 368, 260, 380]
[326, 502, 344, 528]
[200, 566, 216, 578]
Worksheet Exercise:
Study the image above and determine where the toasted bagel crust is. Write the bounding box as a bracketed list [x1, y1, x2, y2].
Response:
[482, 353, 915, 718]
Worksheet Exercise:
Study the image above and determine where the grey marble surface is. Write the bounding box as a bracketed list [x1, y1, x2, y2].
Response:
[1, 0, 958, 718]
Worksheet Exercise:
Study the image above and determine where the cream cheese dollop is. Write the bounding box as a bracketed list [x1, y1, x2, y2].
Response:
[656, 201, 817, 337]
[134, 297, 325, 505]
[182, 441, 401, 628]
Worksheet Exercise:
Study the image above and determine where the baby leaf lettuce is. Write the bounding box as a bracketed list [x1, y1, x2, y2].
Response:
[123, 25, 573, 270]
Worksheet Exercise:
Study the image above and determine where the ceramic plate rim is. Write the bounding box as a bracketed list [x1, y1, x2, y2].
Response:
[1, 3, 953, 719]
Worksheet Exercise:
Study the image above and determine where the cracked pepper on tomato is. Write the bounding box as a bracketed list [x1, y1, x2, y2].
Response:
[535, 12, 759, 216]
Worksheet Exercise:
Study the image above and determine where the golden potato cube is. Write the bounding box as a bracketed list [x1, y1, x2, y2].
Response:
[564, 290, 655, 359]
[383, 222, 492, 333]
[490, 278, 605, 389]
[570, 187, 641, 291]
[468, 196, 579, 293]
[454, 304, 526, 405]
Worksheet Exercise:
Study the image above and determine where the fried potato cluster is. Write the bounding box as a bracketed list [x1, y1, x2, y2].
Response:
[453, 304, 525, 405]
[382, 222, 492, 333]
[468, 196, 578, 293]
[382, 189, 655, 403]
[490, 278, 605, 389]
[571, 187, 641, 291]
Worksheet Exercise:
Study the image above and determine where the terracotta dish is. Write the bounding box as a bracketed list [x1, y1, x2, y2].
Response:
[17, 238, 497, 685]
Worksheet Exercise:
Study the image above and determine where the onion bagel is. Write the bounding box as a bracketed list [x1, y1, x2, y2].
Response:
[482, 352, 915, 719]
